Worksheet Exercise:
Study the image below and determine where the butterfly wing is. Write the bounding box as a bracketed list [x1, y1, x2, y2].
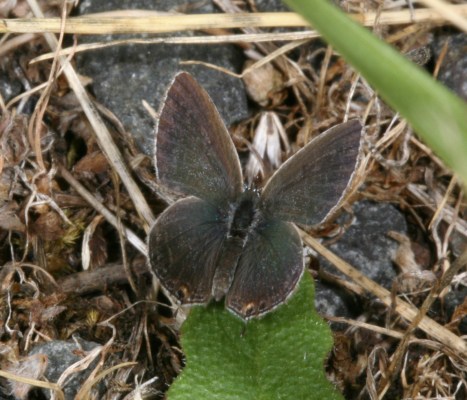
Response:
[148, 196, 228, 304]
[225, 218, 303, 319]
[260, 120, 363, 226]
[155, 72, 243, 206]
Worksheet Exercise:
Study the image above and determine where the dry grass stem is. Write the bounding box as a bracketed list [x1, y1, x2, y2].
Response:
[182, 38, 310, 78]
[428, 174, 458, 230]
[76, 361, 138, 400]
[1, 6, 466, 34]
[1, 0, 466, 397]
[417, 0, 467, 31]
[58, 167, 147, 255]
[30, 32, 321, 64]
[378, 247, 467, 397]
[302, 232, 467, 357]
[26, 0, 154, 228]
[325, 316, 405, 339]
[0, 32, 36, 58]
[0, 368, 65, 400]
[408, 183, 467, 238]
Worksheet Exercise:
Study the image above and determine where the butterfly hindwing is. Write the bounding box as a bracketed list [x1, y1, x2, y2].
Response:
[225, 217, 303, 319]
[155, 72, 243, 206]
[260, 120, 363, 226]
[148, 196, 228, 304]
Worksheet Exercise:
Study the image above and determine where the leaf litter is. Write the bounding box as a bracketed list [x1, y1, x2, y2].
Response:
[0, 0, 466, 399]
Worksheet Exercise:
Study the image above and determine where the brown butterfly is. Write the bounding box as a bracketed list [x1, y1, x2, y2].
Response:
[148, 72, 363, 319]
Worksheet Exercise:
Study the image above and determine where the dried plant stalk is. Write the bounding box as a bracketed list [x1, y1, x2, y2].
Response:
[1, 6, 466, 34]
[302, 231, 467, 358]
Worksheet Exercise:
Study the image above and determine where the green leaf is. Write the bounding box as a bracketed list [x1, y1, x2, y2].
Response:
[168, 272, 342, 400]
[284, 0, 467, 186]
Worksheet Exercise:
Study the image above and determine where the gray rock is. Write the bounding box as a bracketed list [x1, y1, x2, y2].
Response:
[79, 0, 212, 14]
[314, 201, 407, 318]
[254, 0, 291, 11]
[77, 0, 249, 154]
[0, 72, 22, 104]
[314, 280, 357, 320]
[432, 33, 467, 100]
[445, 286, 467, 335]
[328, 200, 405, 288]
[29, 339, 102, 399]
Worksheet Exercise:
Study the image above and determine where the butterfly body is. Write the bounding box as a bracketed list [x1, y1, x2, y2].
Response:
[148, 72, 363, 319]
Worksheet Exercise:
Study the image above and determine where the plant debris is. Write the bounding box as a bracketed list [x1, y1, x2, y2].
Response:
[0, 0, 466, 399]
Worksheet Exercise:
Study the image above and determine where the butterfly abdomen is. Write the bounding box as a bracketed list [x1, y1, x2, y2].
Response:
[212, 190, 261, 301]
[227, 190, 260, 238]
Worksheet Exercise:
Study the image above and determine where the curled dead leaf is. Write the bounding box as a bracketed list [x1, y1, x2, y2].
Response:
[242, 60, 286, 107]
[5, 353, 48, 400]
[74, 151, 109, 176]
[0, 202, 25, 232]
[81, 215, 108, 270]
[30, 210, 65, 242]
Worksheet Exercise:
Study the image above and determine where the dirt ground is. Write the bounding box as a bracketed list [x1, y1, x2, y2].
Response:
[0, 1, 466, 399]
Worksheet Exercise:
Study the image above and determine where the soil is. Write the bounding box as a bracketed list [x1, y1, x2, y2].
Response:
[0, 1, 466, 399]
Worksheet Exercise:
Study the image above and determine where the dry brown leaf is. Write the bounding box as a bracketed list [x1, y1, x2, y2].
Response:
[30, 209, 66, 241]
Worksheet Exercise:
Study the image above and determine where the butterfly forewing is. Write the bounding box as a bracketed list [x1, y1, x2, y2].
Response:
[148, 197, 228, 304]
[260, 120, 363, 226]
[225, 218, 303, 319]
[155, 72, 243, 206]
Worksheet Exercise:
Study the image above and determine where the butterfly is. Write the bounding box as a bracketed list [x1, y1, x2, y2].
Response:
[148, 72, 363, 319]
